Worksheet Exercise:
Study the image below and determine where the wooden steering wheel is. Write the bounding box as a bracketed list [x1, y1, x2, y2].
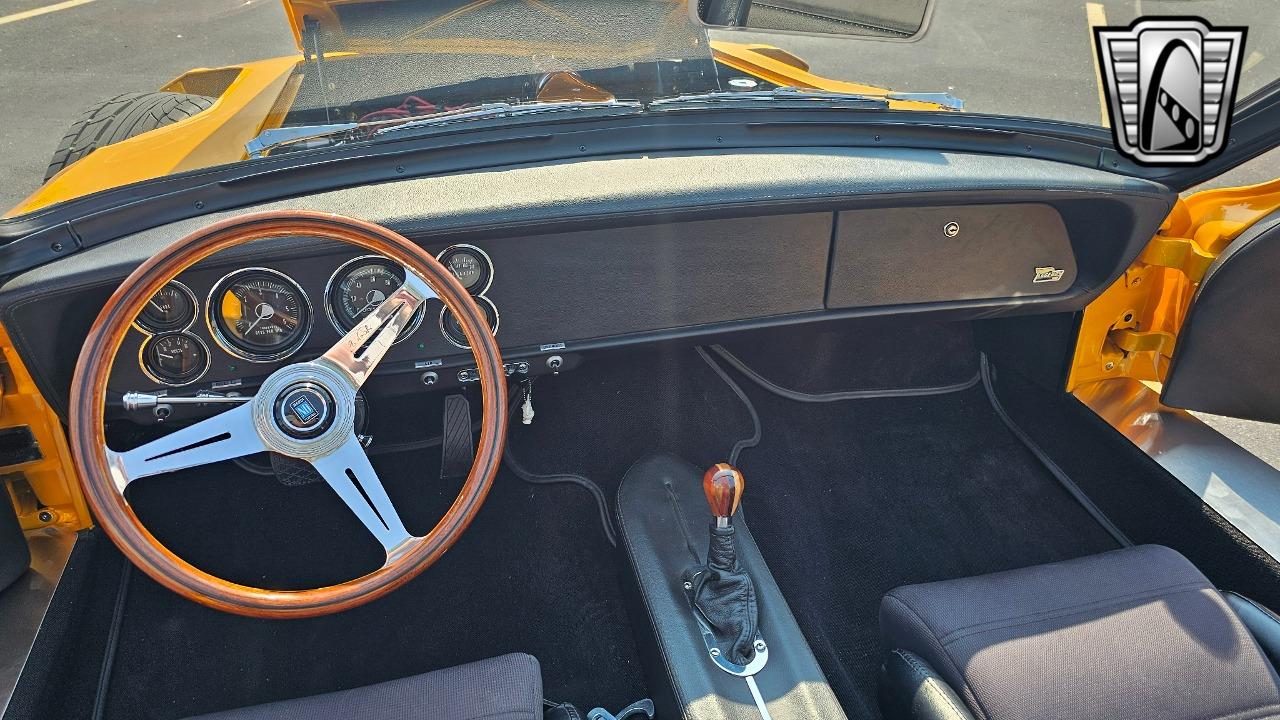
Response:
[68, 211, 508, 618]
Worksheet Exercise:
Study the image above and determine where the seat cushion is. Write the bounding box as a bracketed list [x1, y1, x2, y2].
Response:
[186, 653, 543, 720]
[879, 545, 1280, 720]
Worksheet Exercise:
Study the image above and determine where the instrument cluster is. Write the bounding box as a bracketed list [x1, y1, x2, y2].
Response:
[131, 245, 497, 387]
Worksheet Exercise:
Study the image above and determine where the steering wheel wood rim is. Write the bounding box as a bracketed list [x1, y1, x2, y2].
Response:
[69, 210, 507, 618]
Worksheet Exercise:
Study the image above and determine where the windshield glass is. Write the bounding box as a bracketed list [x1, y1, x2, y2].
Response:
[2, 0, 1278, 217]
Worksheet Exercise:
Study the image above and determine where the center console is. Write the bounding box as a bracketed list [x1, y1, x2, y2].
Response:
[617, 454, 847, 719]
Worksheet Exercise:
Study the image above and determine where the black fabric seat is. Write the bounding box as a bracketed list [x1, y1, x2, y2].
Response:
[185, 653, 543, 720]
[878, 545, 1280, 720]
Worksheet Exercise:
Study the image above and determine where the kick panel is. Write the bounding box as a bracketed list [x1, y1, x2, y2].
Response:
[826, 203, 1077, 308]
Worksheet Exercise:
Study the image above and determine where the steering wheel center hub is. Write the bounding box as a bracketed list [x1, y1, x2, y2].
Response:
[253, 360, 357, 458]
[274, 382, 335, 438]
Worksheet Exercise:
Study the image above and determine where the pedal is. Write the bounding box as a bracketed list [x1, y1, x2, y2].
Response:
[587, 699, 654, 720]
[440, 394, 474, 480]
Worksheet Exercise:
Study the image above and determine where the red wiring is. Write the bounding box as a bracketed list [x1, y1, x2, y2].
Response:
[358, 95, 439, 124]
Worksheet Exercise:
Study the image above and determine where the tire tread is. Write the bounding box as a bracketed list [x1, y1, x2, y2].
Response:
[44, 92, 214, 182]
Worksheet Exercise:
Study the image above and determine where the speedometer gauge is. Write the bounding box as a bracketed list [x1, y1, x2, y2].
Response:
[436, 245, 493, 295]
[325, 256, 425, 342]
[207, 268, 312, 362]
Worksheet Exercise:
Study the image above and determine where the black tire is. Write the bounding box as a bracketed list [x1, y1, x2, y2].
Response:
[44, 92, 215, 182]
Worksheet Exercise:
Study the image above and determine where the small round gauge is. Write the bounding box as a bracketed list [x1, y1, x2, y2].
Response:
[439, 296, 499, 350]
[135, 281, 197, 333]
[436, 245, 493, 295]
[325, 256, 425, 341]
[140, 332, 210, 386]
[207, 268, 312, 362]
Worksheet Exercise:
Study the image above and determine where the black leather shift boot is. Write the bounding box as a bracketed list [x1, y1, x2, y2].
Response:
[685, 524, 759, 666]
[618, 454, 847, 720]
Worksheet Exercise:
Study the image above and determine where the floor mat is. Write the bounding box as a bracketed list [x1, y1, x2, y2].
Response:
[729, 379, 1121, 719]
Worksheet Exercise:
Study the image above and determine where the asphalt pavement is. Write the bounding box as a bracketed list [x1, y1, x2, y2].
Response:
[0, 0, 1278, 462]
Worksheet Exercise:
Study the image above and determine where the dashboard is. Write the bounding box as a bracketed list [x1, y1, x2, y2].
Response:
[0, 148, 1177, 425]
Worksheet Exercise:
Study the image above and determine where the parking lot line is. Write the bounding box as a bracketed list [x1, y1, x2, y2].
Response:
[1085, 2, 1110, 128]
[0, 0, 97, 27]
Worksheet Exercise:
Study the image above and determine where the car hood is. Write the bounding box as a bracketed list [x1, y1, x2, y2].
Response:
[279, 0, 713, 64]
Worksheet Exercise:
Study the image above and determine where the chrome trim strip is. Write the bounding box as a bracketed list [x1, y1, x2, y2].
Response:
[1077, 378, 1280, 561]
[322, 255, 424, 343]
[204, 266, 314, 363]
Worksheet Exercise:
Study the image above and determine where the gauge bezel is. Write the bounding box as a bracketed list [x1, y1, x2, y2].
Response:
[205, 266, 314, 363]
[439, 295, 500, 350]
[132, 280, 198, 335]
[323, 254, 425, 343]
[435, 244, 494, 296]
[138, 331, 211, 387]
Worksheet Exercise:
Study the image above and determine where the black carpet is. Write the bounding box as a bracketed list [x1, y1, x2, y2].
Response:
[992, 366, 1280, 610]
[101, 454, 648, 719]
[2, 532, 124, 720]
[711, 334, 1121, 719]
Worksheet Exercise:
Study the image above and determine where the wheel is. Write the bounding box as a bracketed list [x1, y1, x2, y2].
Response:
[69, 211, 508, 618]
[44, 92, 214, 181]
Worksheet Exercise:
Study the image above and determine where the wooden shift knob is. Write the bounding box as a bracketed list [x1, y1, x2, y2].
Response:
[703, 463, 744, 519]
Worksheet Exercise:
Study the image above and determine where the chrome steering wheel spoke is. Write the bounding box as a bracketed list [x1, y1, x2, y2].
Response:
[106, 402, 265, 492]
[309, 433, 416, 559]
[319, 269, 434, 390]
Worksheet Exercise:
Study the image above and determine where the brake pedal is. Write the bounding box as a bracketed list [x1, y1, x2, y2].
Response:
[440, 394, 474, 480]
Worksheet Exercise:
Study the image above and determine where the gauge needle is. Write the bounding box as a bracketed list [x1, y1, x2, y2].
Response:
[244, 302, 275, 334]
[149, 299, 165, 312]
[356, 290, 387, 316]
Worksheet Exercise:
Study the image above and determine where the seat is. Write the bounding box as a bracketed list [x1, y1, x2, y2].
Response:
[877, 545, 1280, 720]
[185, 653, 543, 720]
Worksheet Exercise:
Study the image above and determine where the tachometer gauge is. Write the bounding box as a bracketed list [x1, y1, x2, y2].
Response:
[436, 245, 493, 295]
[135, 281, 197, 333]
[439, 296, 499, 349]
[207, 268, 312, 362]
[325, 256, 425, 341]
[140, 332, 210, 386]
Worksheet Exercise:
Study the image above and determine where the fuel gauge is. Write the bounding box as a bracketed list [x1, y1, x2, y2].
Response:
[141, 332, 210, 386]
[135, 281, 197, 333]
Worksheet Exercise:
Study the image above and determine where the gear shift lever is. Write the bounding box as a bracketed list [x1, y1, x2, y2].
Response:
[686, 463, 757, 662]
[685, 463, 772, 719]
[704, 463, 744, 530]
